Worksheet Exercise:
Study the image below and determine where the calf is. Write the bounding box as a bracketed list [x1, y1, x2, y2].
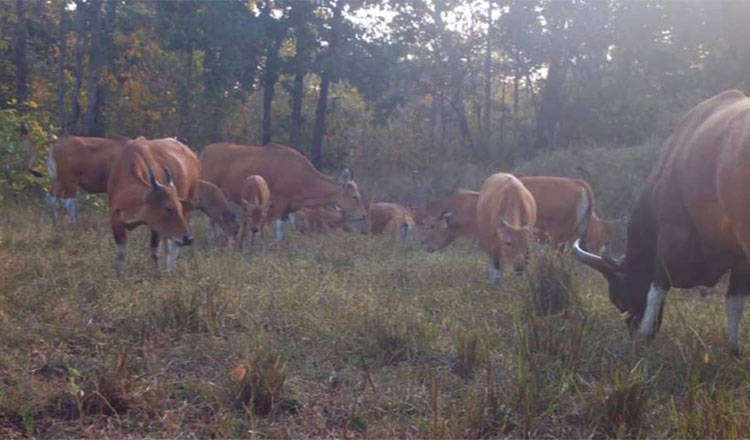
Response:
[476, 173, 537, 284]
[196, 180, 239, 248]
[239, 175, 272, 249]
[107, 137, 200, 274]
[296, 205, 346, 234]
[367, 202, 415, 240]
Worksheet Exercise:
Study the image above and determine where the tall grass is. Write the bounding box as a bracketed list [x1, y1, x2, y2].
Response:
[0, 200, 746, 438]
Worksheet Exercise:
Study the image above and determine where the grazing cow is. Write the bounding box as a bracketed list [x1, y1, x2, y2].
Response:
[196, 180, 239, 248]
[200, 142, 367, 241]
[107, 137, 200, 274]
[239, 175, 272, 249]
[476, 173, 537, 283]
[367, 202, 415, 240]
[296, 205, 346, 234]
[46, 136, 129, 223]
[573, 90, 750, 355]
[417, 179, 623, 255]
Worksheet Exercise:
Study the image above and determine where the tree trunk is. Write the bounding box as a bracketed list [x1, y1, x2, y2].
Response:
[84, 0, 112, 136]
[178, 41, 194, 142]
[535, 38, 565, 150]
[14, 0, 28, 107]
[262, 42, 280, 145]
[311, 0, 343, 169]
[289, 1, 313, 148]
[70, 0, 86, 134]
[57, 2, 68, 133]
[482, 0, 492, 155]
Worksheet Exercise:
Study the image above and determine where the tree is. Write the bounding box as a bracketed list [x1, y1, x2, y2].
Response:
[287, 0, 315, 149]
[14, 0, 28, 107]
[311, 0, 344, 168]
[260, 0, 288, 145]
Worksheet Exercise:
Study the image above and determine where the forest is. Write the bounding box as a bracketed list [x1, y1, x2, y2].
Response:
[5, 1, 750, 438]
[3, 0, 750, 190]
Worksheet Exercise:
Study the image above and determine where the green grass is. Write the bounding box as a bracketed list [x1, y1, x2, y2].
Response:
[0, 202, 746, 438]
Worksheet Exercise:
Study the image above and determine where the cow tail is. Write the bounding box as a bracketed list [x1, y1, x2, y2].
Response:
[46, 145, 57, 179]
[575, 182, 594, 247]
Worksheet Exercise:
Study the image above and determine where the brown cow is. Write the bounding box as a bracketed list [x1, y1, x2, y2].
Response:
[296, 205, 346, 234]
[367, 202, 415, 240]
[416, 189, 480, 251]
[107, 137, 200, 274]
[239, 175, 272, 249]
[46, 136, 129, 223]
[196, 180, 239, 248]
[573, 90, 750, 354]
[417, 179, 623, 255]
[476, 173, 537, 283]
[200, 142, 367, 241]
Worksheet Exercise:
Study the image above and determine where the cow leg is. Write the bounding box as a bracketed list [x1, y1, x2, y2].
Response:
[238, 221, 248, 251]
[150, 230, 160, 270]
[63, 198, 78, 224]
[47, 193, 59, 223]
[487, 259, 503, 285]
[726, 266, 750, 356]
[288, 212, 297, 230]
[275, 219, 287, 241]
[166, 240, 180, 272]
[635, 283, 667, 340]
[113, 225, 128, 276]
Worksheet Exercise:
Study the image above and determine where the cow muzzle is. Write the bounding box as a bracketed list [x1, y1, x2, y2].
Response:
[251, 226, 260, 234]
[177, 234, 193, 246]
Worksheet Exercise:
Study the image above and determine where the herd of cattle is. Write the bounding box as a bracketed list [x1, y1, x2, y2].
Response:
[24, 89, 750, 355]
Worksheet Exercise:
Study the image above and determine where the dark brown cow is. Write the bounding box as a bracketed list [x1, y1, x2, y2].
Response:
[196, 180, 239, 248]
[573, 90, 750, 354]
[46, 136, 129, 223]
[476, 173, 537, 283]
[367, 202, 415, 240]
[200, 142, 367, 241]
[239, 175, 272, 249]
[107, 137, 200, 274]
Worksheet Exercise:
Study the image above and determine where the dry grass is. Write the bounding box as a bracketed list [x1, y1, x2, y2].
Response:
[0, 200, 746, 438]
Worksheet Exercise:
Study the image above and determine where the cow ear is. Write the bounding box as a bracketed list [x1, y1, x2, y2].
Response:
[180, 199, 194, 212]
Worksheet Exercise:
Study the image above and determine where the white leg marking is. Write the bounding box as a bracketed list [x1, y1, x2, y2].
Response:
[636, 283, 666, 339]
[288, 213, 297, 230]
[487, 261, 503, 285]
[63, 198, 77, 224]
[47, 194, 58, 220]
[166, 240, 180, 272]
[275, 219, 286, 241]
[726, 295, 746, 354]
[116, 243, 127, 275]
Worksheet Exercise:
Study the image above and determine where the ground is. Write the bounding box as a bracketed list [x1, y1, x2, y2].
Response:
[1, 202, 749, 439]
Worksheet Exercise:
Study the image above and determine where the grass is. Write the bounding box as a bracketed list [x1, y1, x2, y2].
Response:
[0, 201, 748, 438]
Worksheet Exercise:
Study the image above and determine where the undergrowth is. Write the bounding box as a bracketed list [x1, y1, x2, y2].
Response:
[0, 202, 747, 438]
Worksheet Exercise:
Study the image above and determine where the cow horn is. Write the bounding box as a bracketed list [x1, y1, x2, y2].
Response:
[164, 166, 174, 186]
[572, 239, 616, 277]
[148, 167, 162, 188]
[341, 168, 353, 182]
[499, 218, 512, 229]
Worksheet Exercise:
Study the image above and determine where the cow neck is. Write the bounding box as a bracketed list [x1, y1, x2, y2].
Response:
[622, 192, 658, 310]
[288, 172, 344, 208]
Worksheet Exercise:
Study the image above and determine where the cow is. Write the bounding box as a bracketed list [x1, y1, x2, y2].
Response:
[45, 136, 129, 223]
[296, 205, 346, 234]
[238, 175, 272, 249]
[417, 179, 623, 255]
[107, 137, 200, 274]
[476, 173, 537, 283]
[573, 89, 750, 355]
[367, 202, 415, 240]
[196, 180, 239, 249]
[200, 142, 367, 241]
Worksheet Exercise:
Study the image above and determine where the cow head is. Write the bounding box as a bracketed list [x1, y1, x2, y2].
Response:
[422, 211, 459, 252]
[586, 215, 628, 257]
[573, 239, 649, 332]
[138, 167, 194, 246]
[497, 218, 537, 272]
[336, 168, 367, 229]
[242, 200, 272, 237]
